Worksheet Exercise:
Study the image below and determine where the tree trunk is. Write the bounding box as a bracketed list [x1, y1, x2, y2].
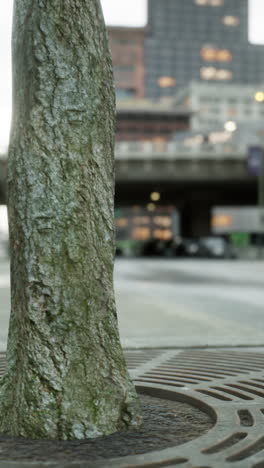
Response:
[0, 0, 141, 439]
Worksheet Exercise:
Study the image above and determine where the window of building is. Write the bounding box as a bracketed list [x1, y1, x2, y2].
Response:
[227, 108, 237, 117]
[201, 47, 232, 62]
[114, 65, 134, 72]
[244, 108, 252, 115]
[210, 0, 224, 5]
[200, 67, 217, 79]
[217, 50, 232, 62]
[157, 76, 177, 87]
[111, 38, 136, 45]
[210, 107, 220, 114]
[116, 88, 136, 99]
[217, 69, 233, 80]
[200, 47, 216, 61]
[132, 227, 151, 240]
[194, 0, 224, 5]
[200, 67, 233, 80]
[222, 16, 240, 26]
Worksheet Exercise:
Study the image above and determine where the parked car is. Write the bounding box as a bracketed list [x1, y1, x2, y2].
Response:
[195, 237, 236, 259]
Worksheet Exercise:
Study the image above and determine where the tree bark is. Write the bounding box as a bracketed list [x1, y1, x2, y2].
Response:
[0, 0, 141, 439]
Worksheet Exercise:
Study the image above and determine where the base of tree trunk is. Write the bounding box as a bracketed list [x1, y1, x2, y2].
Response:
[0, 392, 213, 466]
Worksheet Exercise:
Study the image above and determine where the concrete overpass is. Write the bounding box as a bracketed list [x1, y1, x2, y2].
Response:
[0, 142, 257, 236]
[115, 140, 250, 183]
[114, 141, 257, 236]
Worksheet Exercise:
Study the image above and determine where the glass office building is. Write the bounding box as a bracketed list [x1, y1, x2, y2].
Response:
[144, 0, 264, 98]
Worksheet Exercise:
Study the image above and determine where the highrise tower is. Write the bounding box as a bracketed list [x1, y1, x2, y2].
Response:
[144, 0, 264, 98]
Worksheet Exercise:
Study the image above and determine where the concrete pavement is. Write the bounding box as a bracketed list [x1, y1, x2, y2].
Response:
[115, 259, 264, 348]
[1, 257, 264, 350]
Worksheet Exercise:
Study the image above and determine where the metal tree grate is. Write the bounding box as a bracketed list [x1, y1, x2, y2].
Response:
[1, 349, 264, 467]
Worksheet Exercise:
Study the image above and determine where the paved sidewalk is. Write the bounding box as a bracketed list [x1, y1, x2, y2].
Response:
[1, 258, 264, 350]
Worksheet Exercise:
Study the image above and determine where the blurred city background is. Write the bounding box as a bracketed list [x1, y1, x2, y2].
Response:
[1, 0, 264, 349]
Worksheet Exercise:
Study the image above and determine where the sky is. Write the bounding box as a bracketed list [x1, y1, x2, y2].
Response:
[0, 0, 263, 151]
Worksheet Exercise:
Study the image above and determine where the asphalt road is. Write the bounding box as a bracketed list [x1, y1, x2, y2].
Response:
[1, 257, 264, 350]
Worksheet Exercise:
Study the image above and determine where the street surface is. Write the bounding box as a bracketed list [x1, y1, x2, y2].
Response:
[1, 257, 264, 350]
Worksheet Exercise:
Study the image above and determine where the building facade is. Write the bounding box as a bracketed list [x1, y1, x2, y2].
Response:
[145, 0, 264, 99]
[108, 0, 264, 100]
[108, 27, 145, 99]
[174, 81, 264, 132]
[116, 99, 190, 142]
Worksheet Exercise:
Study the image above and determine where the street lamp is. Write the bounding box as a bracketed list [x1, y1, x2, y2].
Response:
[224, 120, 237, 132]
[147, 203, 156, 212]
[255, 91, 264, 103]
[150, 191, 160, 202]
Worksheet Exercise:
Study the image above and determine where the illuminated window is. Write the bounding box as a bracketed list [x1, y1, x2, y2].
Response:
[201, 47, 216, 61]
[212, 214, 232, 228]
[222, 16, 240, 26]
[217, 69, 233, 80]
[201, 47, 232, 62]
[209, 131, 232, 144]
[217, 49, 232, 62]
[158, 76, 177, 88]
[153, 216, 172, 227]
[183, 135, 204, 147]
[210, 0, 223, 6]
[200, 67, 233, 80]
[132, 216, 151, 225]
[132, 227, 151, 240]
[116, 218, 129, 228]
[200, 67, 217, 79]
[194, 0, 224, 5]
[153, 229, 172, 241]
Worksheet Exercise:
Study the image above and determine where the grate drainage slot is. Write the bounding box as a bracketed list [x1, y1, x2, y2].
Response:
[196, 389, 233, 401]
[182, 351, 264, 365]
[167, 359, 263, 373]
[168, 355, 264, 369]
[135, 458, 189, 467]
[143, 373, 201, 384]
[193, 354, 264, 365]
[135, 378, 186, 387]
[159, 365, 239, 377]
[238, 410, 254, 427]
[207, 351, 264, 360]
[145, 371, 212, 382]
[225, 383, 264, 398]
[211, 386, 253, 400]
[240, 380, 264, 390]
[226, 436, 264, 462]
[202, 432, 248, 454]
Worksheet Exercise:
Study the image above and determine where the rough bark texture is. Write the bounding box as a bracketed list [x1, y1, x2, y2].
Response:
[0, 0, 141, 440]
